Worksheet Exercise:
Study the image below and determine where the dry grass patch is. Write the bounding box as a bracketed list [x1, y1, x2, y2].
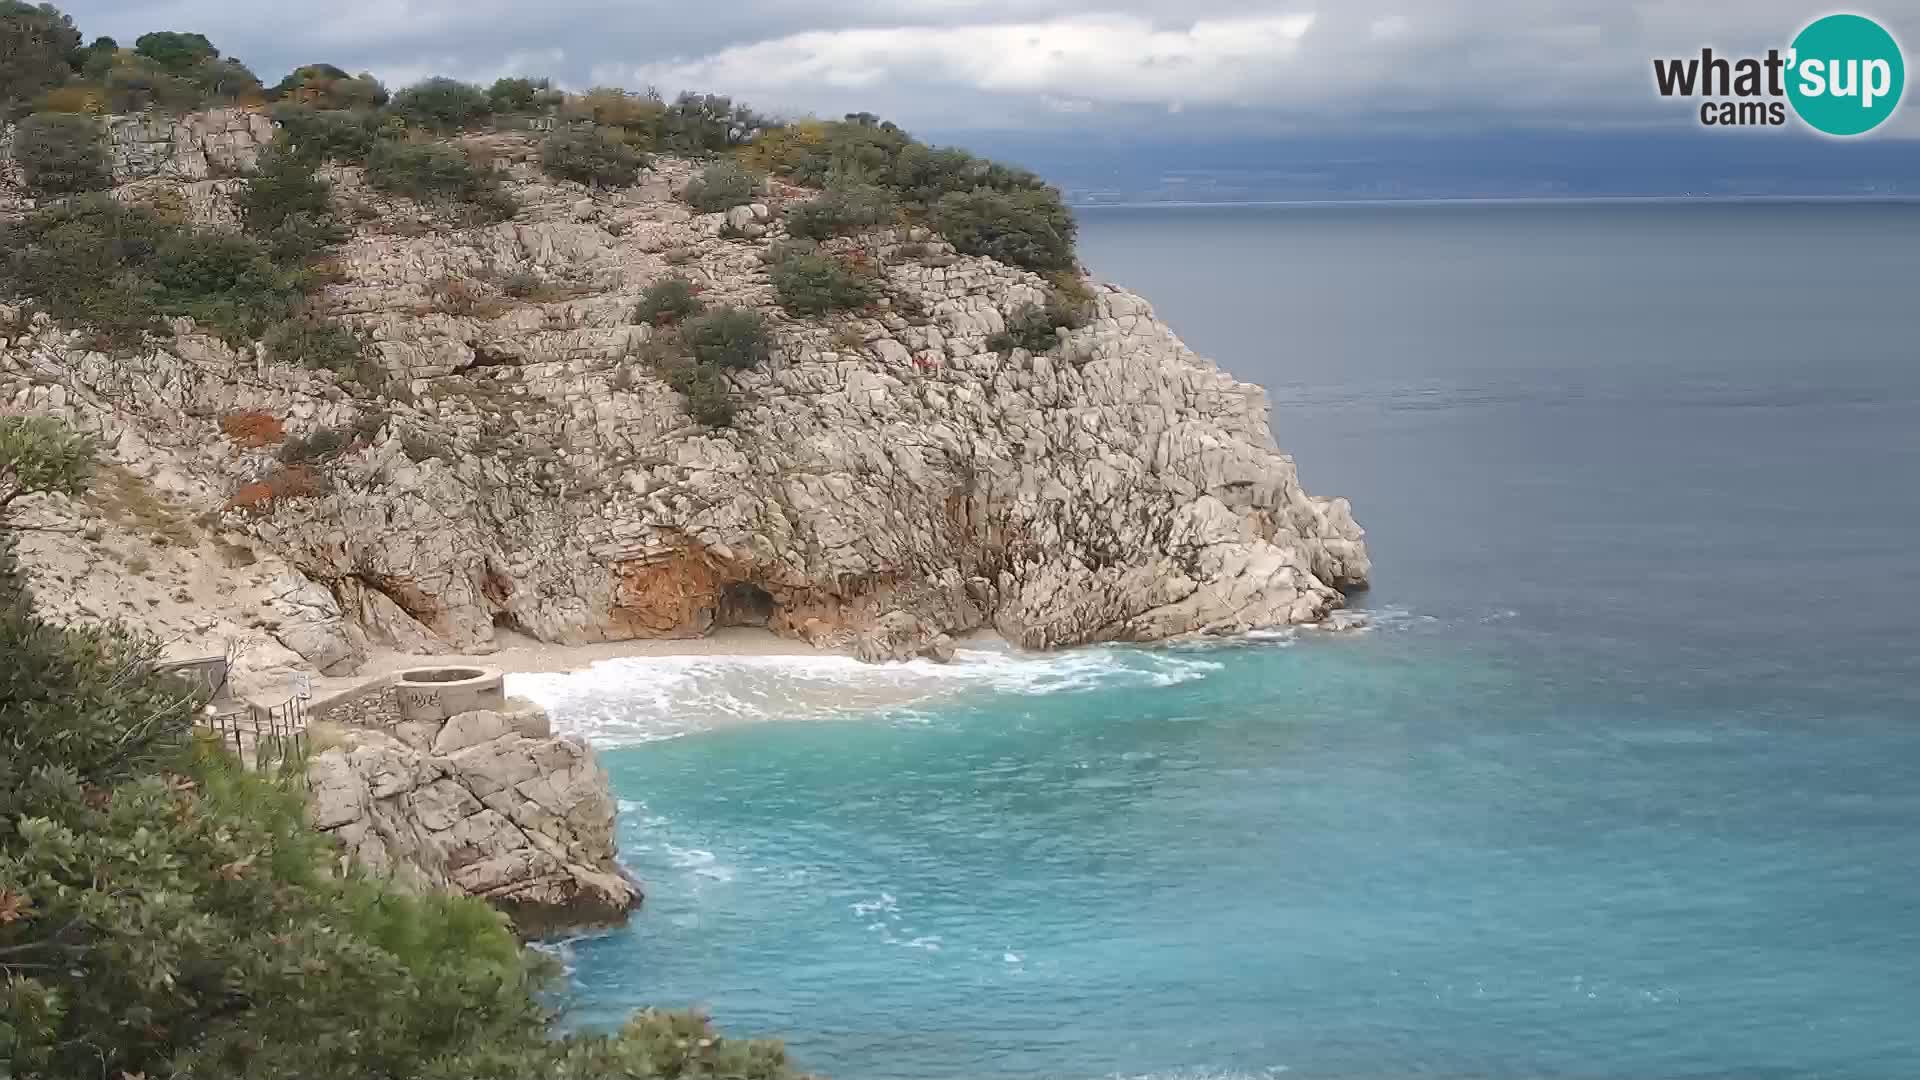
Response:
[89, 464, 196, 548]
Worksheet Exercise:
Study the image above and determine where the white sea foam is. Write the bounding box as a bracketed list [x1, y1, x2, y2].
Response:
[1098, 1060, 1290, 1068]
[506, 642, 1223, 745]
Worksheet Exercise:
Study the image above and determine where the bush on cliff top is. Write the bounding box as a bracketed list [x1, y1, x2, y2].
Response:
[0, 418, 808, 1079]
[389, 75, 492, 132]
[742, 113, 1078, 271]
[930, 187, 1077, 274]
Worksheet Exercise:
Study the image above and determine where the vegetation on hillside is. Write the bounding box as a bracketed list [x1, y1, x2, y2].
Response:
[771, 251, 876, 316]
[0, 1, 1083, 426]
[0, 195, 301, 347]
[740, 115, 1077, 271]
[365, 140, 518, 223]
[0, 416, 811, 1079]
[541, 127, 648, 188]
[683, 160, 761, 212]
[10, 111, 109, 193]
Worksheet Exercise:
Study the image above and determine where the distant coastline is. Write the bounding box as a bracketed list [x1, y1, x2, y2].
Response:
[1069, 193, 1920, 210]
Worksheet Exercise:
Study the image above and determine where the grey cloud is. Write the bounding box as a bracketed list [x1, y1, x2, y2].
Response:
[51, 0, 1920, 136]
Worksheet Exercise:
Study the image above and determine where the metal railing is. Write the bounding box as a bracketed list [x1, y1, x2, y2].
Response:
[202, 696, 310, 771]
[158, 654, 312, 770]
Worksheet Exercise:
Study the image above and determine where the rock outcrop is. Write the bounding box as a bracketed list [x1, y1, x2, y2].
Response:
[0, 112, 1368, 675]
[306, 690, 640, 932]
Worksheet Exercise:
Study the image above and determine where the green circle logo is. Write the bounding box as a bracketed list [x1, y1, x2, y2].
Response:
[1787, 14, 1905, 136]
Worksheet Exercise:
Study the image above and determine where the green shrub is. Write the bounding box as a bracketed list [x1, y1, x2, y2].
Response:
[684, 306, 769, 371]
[99, 41, 260, 113]
[269, 63, 387, 109]
[664, 360, 736, 427]
[987, 283, 1091, 354]
[741, 115, 1079, 269]
[771, 252, 874, 315]
[683, 160, 761, 212]
[486, 75, 553, 113]
[2, 422, 811, 1080]
[539, 127, 646, 188]
[658, 91, 766, 156]
[149, 230, 298, 342]
[632, 275, 705, 326]
[784, 184, 895, 240]
[13, 112, 110, 194]
[1, 1, 83, 120]
[0, 195, 171, 348]
[238, 149, 347, 263]
[389, 76, 491, 131]
[263, 315, 362, 373]
[133, 29, 218, 71]
[270, 104, 379, 163]
[0, 414, 95, 513]
[366, 141, 516, 222]
[1048, 271, 1095, 327]
[931, 187, 1077, 272]
[2, 196, 304, 347]
[988, 303, 1061, 354]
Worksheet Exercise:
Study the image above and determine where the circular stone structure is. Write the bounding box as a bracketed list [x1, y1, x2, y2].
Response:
[393, 666, 507, 723]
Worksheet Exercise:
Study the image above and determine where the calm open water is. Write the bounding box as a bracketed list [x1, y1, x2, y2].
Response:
[522, 200, 1920, 1080]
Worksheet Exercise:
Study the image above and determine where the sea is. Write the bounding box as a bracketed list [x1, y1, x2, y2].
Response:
[512, 200, 1920, 1080]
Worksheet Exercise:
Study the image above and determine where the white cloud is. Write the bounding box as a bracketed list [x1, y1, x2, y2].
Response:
[602, 14, 1316, 111]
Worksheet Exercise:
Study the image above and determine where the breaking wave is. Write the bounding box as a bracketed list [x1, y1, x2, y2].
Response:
[507, 641, 1225, 745]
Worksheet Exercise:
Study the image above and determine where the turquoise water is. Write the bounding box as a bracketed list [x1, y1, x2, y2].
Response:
[517, 201, 1920, 1080]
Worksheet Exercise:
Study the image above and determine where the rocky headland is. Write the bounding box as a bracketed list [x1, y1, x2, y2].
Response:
[1, 107, 1367, 925]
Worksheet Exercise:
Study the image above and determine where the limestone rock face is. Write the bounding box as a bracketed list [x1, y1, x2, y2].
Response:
[105, 108, 276, 181]
[306, 697, 641, 930]
[0, 115, 1369, 665]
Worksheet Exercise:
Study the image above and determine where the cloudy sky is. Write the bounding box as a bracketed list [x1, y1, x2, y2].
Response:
[54, 1, 1919, 136]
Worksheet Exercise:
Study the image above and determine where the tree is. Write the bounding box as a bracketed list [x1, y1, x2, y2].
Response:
[486, 75, 550, 113]
[271, 63, 385, 108]
[0, 1, 82, 119]
[389, 76, 491, 131]
[132, 29, 217, 72]
[0, 415, 93, 518]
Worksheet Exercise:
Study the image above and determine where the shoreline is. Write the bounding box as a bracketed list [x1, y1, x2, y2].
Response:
[306, 626, 836, 713]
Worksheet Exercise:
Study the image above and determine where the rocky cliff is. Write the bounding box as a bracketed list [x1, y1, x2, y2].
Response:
[307, 689, 640, 932]
[1, 112, 1368, 679]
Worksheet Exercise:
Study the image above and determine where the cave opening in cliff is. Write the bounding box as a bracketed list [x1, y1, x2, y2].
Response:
[716, 581, 776, 627]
